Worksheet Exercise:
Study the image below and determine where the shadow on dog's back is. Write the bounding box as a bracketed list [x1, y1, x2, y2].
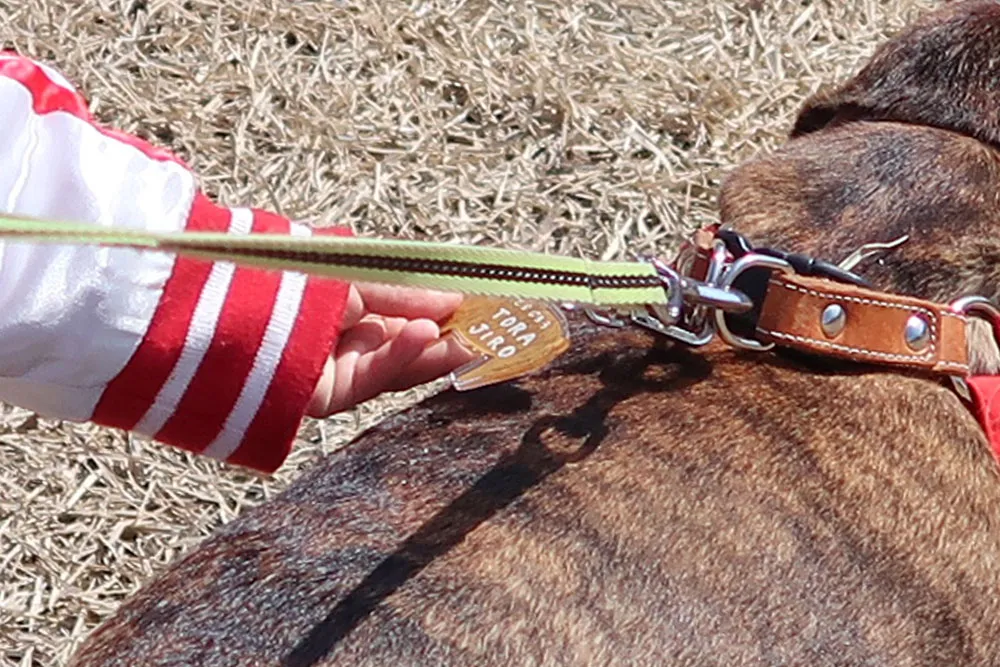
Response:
[69, 2, 1000, 665]
[69, 322, 1000, 666]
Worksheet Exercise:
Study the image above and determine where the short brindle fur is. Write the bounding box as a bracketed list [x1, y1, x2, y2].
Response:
[71, 2, 1000, 665]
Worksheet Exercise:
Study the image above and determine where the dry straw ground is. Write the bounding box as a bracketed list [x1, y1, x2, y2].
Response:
[0, 0, 937, 664]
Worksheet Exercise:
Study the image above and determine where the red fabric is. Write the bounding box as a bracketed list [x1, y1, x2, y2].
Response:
[967, 376, 1000, 459]
[0, 55, 88, 117]
[92, 193, 231, 430]
[0, 51, 356, 472]
[959, 305, 1000, 459]
[0, 53, 188, 167]
[0, 51, 228, 433]
[151, 210, 288, 451]
[227, 225, 354, 473]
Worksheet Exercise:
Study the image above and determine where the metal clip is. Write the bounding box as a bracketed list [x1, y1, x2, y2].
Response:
[630, 242, 751, 347]
[583, 306, 630, 329]
[584, 256, 685, 332]
[587, 234, 797, 354]
[646, 258, 686, 327]
[838, 234, 909, 273]
[681, 280, 754, 314]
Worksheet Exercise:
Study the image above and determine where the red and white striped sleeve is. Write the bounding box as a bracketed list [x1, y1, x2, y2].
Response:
[0, 54, 353, 473]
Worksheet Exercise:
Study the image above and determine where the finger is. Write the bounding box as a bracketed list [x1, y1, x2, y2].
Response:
[336, 315, 411, 356]
[306, 329, 470, 418]
[335, 317, 389, 357]
[308, 317, 436, 417]
[327, 319, 443, 413]
[355, 282, 464, 322]
[341, 285, 365, 330]
[382, 333, 478, 394]
[306, 356, 337, 418]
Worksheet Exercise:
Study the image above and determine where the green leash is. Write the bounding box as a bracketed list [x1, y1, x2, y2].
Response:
[0, 214, 668, 307]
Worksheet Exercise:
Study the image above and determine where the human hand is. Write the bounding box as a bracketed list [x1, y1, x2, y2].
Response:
[306, 283, 477, 417]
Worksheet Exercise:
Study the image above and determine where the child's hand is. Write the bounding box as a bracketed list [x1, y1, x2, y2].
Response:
[306, 283, 477, 417]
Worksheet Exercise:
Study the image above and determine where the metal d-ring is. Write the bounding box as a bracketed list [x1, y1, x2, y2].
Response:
[714, 253, 795, 351]
[584, 306, 630, 328]
[947, 295, 1000, 402]
[950, 295, 1000, 322]
[683, 239, 731, 333]
[838, 234, 910, 273]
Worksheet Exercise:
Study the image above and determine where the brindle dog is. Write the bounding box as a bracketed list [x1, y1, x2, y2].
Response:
[70, 2, 1000, 665]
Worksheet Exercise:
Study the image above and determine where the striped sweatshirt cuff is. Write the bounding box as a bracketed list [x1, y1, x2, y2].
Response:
[91, 198, 352, 472]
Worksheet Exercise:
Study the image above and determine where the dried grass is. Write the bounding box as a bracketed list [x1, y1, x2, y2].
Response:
[0, 0, 938, 664]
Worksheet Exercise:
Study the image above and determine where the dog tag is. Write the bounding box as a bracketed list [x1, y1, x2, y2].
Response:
[443, 296, 571, 391]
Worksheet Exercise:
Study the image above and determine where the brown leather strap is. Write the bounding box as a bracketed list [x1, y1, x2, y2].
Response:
[688, 227, 718, 283]
[755, 274, 969, 376]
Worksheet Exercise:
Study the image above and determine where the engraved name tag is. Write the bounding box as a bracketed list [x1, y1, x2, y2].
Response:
[443, 296, 572, 391]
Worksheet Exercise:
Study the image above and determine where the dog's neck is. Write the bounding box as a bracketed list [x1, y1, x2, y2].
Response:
[793, 1, 1000, 151]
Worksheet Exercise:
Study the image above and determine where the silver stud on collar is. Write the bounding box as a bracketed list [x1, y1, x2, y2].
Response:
[904, 313, 931, 351]
[820, 304, 846, 338]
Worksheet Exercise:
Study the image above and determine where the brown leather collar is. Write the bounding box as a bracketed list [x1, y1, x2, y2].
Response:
[756, 273, 970, 376]
[678, 225, 981, 379]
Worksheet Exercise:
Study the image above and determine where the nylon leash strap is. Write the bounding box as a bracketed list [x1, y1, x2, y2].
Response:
[0, 213, 996, 403]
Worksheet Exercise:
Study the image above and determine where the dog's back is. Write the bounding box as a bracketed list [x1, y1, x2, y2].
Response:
[69, 2, 1000, 665]
[71, 316, 1000, 666]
